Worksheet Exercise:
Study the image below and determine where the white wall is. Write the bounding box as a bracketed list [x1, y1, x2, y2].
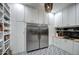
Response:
[48, 13, 55, 45]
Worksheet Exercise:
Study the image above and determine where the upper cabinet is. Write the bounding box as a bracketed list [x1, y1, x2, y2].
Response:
[62, 4, 76, 27]
[24, 6, 48, 24]
[38, 10, 44, 24]
[14, 4, 24, 21]
[34, 9, 39, 24]
[55, 11, 63, 27]
[62, 8, 68, 27]
[76, 3, 79, 25]
[67, 4, 76, 26]
[24, 7, 34, 23]
[10, 4, 24, 22]
[59, 4, 76, 27]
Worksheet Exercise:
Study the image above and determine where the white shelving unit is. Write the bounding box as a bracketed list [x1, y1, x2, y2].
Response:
[0, 3, 10, 55]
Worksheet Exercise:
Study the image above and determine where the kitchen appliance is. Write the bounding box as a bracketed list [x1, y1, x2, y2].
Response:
[26, 23, 48, 52]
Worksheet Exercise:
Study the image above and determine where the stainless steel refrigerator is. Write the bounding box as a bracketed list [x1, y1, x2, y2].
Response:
[26, 23, 48, 52]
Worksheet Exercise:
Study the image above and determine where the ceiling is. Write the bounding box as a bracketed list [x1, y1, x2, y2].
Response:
[23, 3, 44, 9]
[23, 3, 72, 13]
[52, 3, 72, 13]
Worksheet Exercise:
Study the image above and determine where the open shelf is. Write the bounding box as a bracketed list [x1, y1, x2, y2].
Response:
[4, 3, 10, 11]
[0, 3, 10, 55]
[56, 26, 79, 39]
[0, 41, 3, 48]
[0, 3, 3, 13]
[0, 23, 3, 32]
[2, 46, 9, 55]
[3, 46, 9, 55]
[4, 13, 10, 20]
[4, 7, 10, 17]
[0, 11, 3, 19]
[4, 35, 10, 42]
[0, 48, 2, 55]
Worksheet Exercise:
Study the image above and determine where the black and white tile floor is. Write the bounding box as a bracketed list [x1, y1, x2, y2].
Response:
[27, 45, 71, 55]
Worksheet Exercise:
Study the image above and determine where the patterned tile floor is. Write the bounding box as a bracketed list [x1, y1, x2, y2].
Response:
[27, 45, 71, 55]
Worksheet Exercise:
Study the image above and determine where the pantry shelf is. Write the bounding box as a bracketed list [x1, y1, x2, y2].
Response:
[0, 3, 10, 55]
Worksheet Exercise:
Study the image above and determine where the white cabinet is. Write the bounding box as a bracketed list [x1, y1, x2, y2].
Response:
[30, 9, 39, 24]
[67, 4, 76, 26]
[38, 10, 44, 24]
[59, 39, 65, 50]
[25, 6, 41, 24]
[62, 8, 68, 27]
[76, 3, 79, 25]
[13, 4, 24, 21]
[16, 22, 26, 54]
[10, 4, 26, 54]
[60, 39, 73, 54]
[34, 9, 39, 24]
[53, 38, 74, 54]
[24, 7, 33, 23]
[62, 4, 76, 27]
[73, 42, 79, 55]
[53, 38, 62, 48]
[44, 12, 49, 24]
[55, 11, 62, 27]
[62, 39, 73, 54]
[10, 4, 24, 22]
[24, 5, 49, 24]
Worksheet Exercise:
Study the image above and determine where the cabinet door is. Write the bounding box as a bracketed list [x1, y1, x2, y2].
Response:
[63, 39, 73, 54]
[25, 7, 34, 23]
[62, 8, 68, 27]
[10, 4, 24, 22]
[54, 38, 74, 54]
[55, 11, 62, 27]
[38, 11, 44, 24]
[34, 9, 39, 24]
[73, 42, 79, 55]
[25, 7, 31, 23]
[76, 3, 79, 25]
[68, 4, 76, 26]
[14, 4, 24, 21]
[15, 22, 26, 53]
[53, 38, 61, 48]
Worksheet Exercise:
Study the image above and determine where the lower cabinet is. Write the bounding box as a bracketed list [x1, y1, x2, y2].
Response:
[53, 38, 74, 54]
[53, 38, 61, 48]
[73, 42, 79, 55]
[15, 22, 26, 53]
[61, 39, 73, 54]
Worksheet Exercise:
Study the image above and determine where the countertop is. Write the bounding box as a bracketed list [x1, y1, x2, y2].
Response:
[55, 36, 79, 43]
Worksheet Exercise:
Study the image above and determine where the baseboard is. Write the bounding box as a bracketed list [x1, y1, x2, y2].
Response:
[14, 51, 27, 55]
[27, 47, 48, 53]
